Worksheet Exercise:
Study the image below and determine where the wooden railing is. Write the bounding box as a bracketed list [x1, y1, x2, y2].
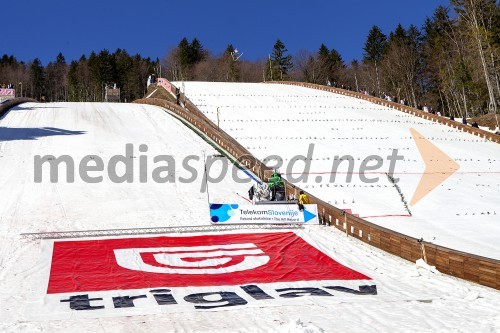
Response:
[0, 98, 37, 118]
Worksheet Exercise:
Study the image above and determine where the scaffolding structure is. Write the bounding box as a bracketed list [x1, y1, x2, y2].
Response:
[21, 224, 304, 240]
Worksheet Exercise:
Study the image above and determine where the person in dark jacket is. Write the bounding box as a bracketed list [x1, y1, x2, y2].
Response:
[248, 185, 254, 201]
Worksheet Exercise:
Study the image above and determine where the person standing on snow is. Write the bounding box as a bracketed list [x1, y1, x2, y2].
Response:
[298, 191, 310, 211]
[248, 185, 255, 201]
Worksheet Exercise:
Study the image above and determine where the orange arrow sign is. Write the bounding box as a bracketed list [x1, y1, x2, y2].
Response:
[410, 128, 460, 206]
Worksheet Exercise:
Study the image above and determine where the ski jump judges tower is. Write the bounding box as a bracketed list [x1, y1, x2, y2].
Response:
[105, 84, 120, 102]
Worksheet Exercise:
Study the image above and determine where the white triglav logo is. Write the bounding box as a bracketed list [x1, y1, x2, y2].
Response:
[114, 243, 270, 274]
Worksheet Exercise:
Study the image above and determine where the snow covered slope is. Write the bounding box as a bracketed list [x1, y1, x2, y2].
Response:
[0, 102, 498, 333]
[176, 82, 500, 259]
[0, 102, 253, 232]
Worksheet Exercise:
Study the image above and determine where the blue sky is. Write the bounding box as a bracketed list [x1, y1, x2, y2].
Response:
[3, 0, 450, 65]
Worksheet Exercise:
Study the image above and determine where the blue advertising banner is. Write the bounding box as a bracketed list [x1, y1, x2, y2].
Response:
[210, 204, 319, 224]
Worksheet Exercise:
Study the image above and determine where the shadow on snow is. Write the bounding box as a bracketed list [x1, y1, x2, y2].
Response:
[0, 127, 86, 141]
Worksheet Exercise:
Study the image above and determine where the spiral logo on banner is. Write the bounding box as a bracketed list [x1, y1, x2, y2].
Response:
[114, 243, 270, 274]
[210, 203, 239, 223]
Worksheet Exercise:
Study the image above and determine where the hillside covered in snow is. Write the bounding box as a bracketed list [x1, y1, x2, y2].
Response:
[177, 82, 500, 260]
[0, 101, 498, 332]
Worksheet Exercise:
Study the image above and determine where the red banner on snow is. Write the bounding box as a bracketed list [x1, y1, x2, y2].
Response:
[47, 232, 369, 294]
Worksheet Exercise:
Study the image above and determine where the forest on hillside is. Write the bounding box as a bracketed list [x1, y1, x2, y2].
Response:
[0, 50, 157, 103]
[1, 1, 499, 118]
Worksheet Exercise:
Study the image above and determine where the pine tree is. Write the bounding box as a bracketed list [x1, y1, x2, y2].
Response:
[363, 26, 388, 63]
[174, 37, 207, 80]
[114, 49, 133, 102]
[317, 44, 331, 84]
[318, 44, 329, 59]
[30, 58, 44, 100]
[87, 49, 115, 101]
[222, 44, 240, 82]
[363, 26, 387, 94]
[177, 37, 190, 80]
[329, 48, 344, 83]
[68, 60, 79, 101]
[270, 39, 293, 81]
[315, 44, 344, 85]
[189, 38, 206, 64]
[389, 24, 407, 46]
[54, 52, 68, 101]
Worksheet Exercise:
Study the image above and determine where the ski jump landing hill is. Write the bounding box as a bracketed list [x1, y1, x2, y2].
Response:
[0, 97, 499, 332]
[142, 81, 500, 290]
